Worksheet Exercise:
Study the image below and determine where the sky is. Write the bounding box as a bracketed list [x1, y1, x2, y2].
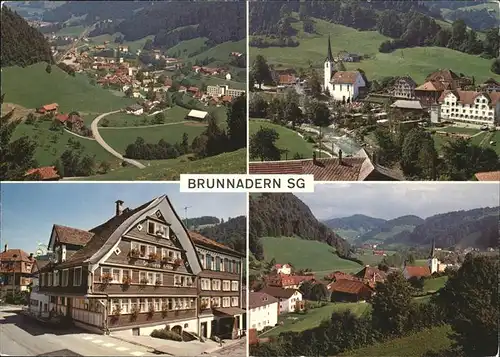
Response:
[0, 183, 246, 253]
[296, 183, 500, 221]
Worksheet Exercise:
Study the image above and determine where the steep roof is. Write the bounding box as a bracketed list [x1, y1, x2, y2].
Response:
[330, 71, 360, 85]
[0, 249, 33, 263]
[42, 103, 58, 110]
[438, 90, 500, 106]
[25, 166, 60, 180]
[328, 279, 373, 295]
[189, 231, 243, 257]
[415, 81, 447, 91]
[249, 292, 279, 309]
[259, 286, 300, 299]
[474, 171, 500, 182]
[355, 266, 387, 281]
[326, 35, 334, 62]
[426, 69, 460, 83]
[53, 225, 95, 246]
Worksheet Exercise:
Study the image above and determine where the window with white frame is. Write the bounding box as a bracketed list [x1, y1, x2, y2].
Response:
[130, 298, 138, 312]
[231, 281, 239, 291]
[53, 271, 59, 286]
[222, 280, 230, 291]
[222, 297, 230, 307]
[174, 275, 181, 286]
[147, 245, 156, 256]
[201, 278, 210, 290]
[161, 248, 168, 259]
[231, 297, 239, 307]
[155, 273, 162, 285]
[212, 279, 221, 291]
[147, 272, 154, 285]
[139, 271, 148, 284]
[73, 267, 82, 286]
[154, 298, 160, 311]
[139, 244, 147, 257]
[122, 270, 131, 283]
[189, 298, 195, 309]
[211, 297, 221, 307]
[62, 269, 69, 286]
[112, 268, 121, 283]
[174, 298, 181, 310]
[201, 297, 210, 308]
[121, 299, 130, 313]
[161, 298, 168, 310]
[101, 267, 111, 282]
[139, 298, 147, 312]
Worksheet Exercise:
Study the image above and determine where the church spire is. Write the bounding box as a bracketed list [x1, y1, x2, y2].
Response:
[429, 238, 435, 259]
[326, 35, 333, 62]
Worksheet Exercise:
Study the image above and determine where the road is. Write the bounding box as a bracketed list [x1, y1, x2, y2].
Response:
[0, 308, 155, 356]
[214, 338, 246, 356]
[57, 23, 97, 63]
[91, 111, 146, 169]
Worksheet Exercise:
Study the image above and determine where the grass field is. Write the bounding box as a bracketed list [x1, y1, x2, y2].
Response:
[88, 33, 156, 54]
[99, 107, 190, 127]
[11, 120, 117, 167]
[261, 236, 363, 274]
[250, 16, 500, 84]
[261, 302, 370, 337]
[362, 225, 417, 243]
[340, 324, 453, 357]
[424, 276, 448, 293]
[353, 249, 397, 266]
[80, 148, 247, 180]
[431, 130, 500, 156]
[166, 37, 210, 58]
[54, 25, 86, 37]
[333, 229, 362, 241]
[2, 63, 134, 114]
[249, 119, 315, 159]
[99, 122, 207, 153]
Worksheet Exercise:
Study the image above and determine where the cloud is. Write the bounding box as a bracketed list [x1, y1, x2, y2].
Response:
[296, 183, 500, 220]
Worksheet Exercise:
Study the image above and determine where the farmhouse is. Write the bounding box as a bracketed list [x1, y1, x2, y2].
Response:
[266, 273, 315, 289]
[390, 77, 417, 99]
[37, 103, 59, 114]
[25, 166, 61, 181]
[426, 69, 471, 90]
[249, 149, 403, 181]
[272, 263, 292, 275]
[0, 245, 35, 293]
[327, 279, 373, 302]
[474, 171, 500, 181]
[481, 78, 500, 93]
[354, 266, 387, 288]
[438, 90, 500, 125]
[258, 286, 304, 314]
[390, 99, 425, 112]
[414, 81, 446, 106]
[324, 37, 365, 101]
[249, 292, 278, 332]
[186, 109, 208, 121]
[37, 196, 245, 339]
[126, 104, 144, 116]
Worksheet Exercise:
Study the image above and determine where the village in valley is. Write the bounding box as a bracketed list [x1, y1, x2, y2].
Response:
[247, 184, 499, 357]
[249, 1, 500, 181]
[1, 1, 247, 181]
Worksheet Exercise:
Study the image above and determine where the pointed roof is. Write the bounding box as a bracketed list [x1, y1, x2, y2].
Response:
[430, 238, 435, 259]
[326, 35, 334, 62]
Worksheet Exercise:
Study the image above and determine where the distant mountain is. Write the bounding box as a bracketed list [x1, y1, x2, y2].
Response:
[324, 214, 387, 231]
[1, 6, 53, 67]
[386, 207, 499, 249]
[249, 193, 350, 260]
[197, 216, 246, 255]
[356, 215, 424, 244]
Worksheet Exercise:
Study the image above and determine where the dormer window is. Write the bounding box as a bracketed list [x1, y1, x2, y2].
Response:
[148, 221, 155, 234]
[147, 220, 169, 238]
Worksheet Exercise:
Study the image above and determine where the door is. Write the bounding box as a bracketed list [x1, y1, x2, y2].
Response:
[201, 322, 207, 338]
[132, 328, 140, 336]
[211, 320, 217, 337]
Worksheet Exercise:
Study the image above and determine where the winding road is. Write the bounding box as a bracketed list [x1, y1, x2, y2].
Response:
[90, 111, 146, 169]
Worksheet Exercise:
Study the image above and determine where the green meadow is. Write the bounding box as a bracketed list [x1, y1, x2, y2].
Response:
[99, 107, 190, 127]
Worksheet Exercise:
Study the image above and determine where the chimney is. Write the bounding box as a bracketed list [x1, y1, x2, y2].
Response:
[338, 149, 343, 165]
[4, 244, 7, 252]
[312, 151, 317, 164]
[115, 200, 124, 216]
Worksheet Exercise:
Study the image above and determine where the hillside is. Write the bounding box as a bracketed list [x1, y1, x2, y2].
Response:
[249, 193, 351, 261]
[186, 216, 220, 229]
[357, 215, 424, 244]
[386, 207, 500, 249]
[2, 63, 134, 114]
[324, 215, 387, 238]
[78, 148, 247, 181]
[197, 216, 246, 255]
[439, 2, 499, 31]
[249, 2, 499, 82]
[1, 6, 53, 67]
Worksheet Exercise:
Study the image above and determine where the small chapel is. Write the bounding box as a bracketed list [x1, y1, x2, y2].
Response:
[324, 35, 366, 102]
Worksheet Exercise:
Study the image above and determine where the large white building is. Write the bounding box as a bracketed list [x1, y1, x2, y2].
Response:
[438, 90, 500, 126]
[259, 287, 303, 314]
[206, 85, 245, 98]
[272, 263, 291, 275]
[324, 36, 365, 102]
[249, 292, 278, 332]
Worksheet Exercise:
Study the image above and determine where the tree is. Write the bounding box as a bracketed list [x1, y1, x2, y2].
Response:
[307, 69, 322, 98]
[125, 87, 133, 98]
[371, 271, 413, 336]
[305, 100, 331, 147]
[153, 112, 165, 124]
[310, 283, 329, 301]
[337, 61, 346, 71]
[226, 94, 246, 151]
[45, 64, 52, 74]
[483, 27, 500, 58]
[99, 161, 111, 174]
[491, 58, 500, 75]
[401, 128, 436, 179]
[251, 55, 272, 89]
[143, 39, 153, 51]
[249, 127, 281, 161]
[437, 254, 499, 356]
[249, 93, 268, 118]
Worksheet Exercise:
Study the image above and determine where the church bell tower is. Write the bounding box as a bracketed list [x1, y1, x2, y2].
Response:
[324, 35, 334, 93]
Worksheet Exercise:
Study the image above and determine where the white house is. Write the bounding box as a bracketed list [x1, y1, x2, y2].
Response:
[324, 36, 365, 102]
[259, 287, 303, 314]
[126, 104, 144, 116]
[438, 90, 500, 126]
[272, 263, 291, 275]
[206, 85, 245, 98]
[225, 73, 232, 81]
[186, 109, 208, 121]
[249, 292, 279, 332]
[29, 259, 51, 317]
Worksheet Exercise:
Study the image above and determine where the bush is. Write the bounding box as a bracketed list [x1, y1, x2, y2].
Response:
[150, 328, 183, 341]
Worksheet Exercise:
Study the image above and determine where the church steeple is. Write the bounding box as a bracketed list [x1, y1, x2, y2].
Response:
[326, 35, 334, 62]
[429, 238, 435, 259]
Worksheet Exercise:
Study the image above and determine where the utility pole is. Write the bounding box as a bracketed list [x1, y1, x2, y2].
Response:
[184, 206, 192, 229]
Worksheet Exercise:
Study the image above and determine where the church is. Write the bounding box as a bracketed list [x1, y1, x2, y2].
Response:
[324, 36, 366, 102]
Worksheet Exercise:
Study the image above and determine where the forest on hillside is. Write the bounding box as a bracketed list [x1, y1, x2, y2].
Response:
[324, 214, 386, 231]
[386, 207, 499, 248]
[1, 7, 53, 67]
[185, 216, 220, 228]
[197, 216, 246, 254]
[249, 1, 499, 65]
[249, 193, 351, 260]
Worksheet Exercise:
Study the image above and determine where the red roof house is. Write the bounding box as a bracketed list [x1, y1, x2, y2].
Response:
[328, 279, 374, 302]
[25, 166, 60, 181]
